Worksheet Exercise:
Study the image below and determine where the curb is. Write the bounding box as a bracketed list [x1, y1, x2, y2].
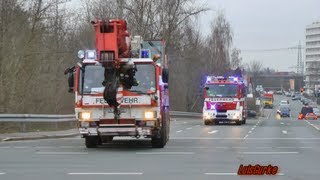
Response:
[1, 132, 80, 142]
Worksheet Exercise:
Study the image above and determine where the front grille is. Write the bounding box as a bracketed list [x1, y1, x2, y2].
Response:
[216, 110, 227, 113]
[216, 115, 227, 118]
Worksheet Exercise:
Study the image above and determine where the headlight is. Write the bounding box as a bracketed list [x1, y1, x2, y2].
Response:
[86, 50, 96, 59]
[79, 112, 91, 120]
[145, 111, 156, 119]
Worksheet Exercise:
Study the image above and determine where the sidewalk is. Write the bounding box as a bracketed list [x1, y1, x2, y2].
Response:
[0, 129, 79, 142]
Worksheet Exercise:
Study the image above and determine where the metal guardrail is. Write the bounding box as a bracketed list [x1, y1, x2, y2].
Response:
[0, 111, 202, 122]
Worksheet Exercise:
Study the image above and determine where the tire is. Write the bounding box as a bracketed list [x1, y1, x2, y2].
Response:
[101, 136, 114, 144]
[204, 120, 211, 125]
[242, 118, 246, 124]
[236, 120, 242, 125]
[152, 111, 168, 148]
[85, 136, 98, 148]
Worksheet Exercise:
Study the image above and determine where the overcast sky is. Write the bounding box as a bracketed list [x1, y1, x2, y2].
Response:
[199, 0, 320, 71]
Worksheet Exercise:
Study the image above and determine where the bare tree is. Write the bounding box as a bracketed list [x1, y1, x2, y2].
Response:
[206, 12, 233, 75]
[230, 48, 242, 69]
[246, 60, 263, 91]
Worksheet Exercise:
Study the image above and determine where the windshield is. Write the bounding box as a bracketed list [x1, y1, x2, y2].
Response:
[81, 66, 105, 94]
[79, 64, 155, 94]
[262, 97, 272, 101]
[205, 84, 238, 97]
[280, 107, 289, 111]
[130, 64, 156, 93]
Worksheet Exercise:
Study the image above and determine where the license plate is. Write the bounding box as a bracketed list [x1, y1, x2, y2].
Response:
[217, 113, 225, 116]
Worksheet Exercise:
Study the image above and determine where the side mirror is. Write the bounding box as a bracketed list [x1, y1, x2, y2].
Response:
[162, 68, 169, 83]
[67, 73, 74, 93]
[64, 67, 75, 93]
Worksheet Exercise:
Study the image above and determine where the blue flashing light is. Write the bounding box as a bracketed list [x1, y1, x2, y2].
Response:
[141, 50, 149, 58]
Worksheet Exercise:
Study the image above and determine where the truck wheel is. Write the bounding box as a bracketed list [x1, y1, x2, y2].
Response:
[152, 112, 168, 148]
[85, 136, 98, 148]
[204, 120, 211, 125]
[236, 120, 242, 125]
[101, 136, 114, 143]
[152, 129, 166, 148]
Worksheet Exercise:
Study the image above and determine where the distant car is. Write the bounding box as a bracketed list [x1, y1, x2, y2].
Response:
[313, 108, 320, 117]
[307, 101, 317, 108]
[247, 110, 257, 118]
[303, 99, 312, 105]
[292, 95, 301, 100]
[277, 106, 290, 117]
[298, 106, 317, 120]
[279, 100, 289, 106]
[304, 113, 318, 120]
[285, 92, 291, 97]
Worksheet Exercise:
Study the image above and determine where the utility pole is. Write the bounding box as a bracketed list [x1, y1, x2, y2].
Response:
[296, 41, 303, 74]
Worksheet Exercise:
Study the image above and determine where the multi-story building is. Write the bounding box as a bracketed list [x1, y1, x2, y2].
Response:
[305, 22, 320, 94]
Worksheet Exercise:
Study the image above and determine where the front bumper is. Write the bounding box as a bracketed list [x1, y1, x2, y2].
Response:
[79, 126, 153, 137]
[203, 110, 243, 121]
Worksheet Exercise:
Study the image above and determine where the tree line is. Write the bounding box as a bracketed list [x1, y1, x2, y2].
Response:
[0, 0, 256, 113]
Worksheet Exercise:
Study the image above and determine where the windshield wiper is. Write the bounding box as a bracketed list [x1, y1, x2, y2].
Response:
[130, 90, 147, 94]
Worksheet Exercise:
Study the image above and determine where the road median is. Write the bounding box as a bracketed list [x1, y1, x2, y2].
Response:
[0, 129, 79, 142]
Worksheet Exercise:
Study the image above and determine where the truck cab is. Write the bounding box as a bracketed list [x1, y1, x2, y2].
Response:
[202, 76, 247, 125]
[262, 93, 274, 109]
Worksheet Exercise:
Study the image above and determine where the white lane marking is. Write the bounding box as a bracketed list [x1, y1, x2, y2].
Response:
[280, 122, 284, 125]
[172, 137, 320, 140]
[205, 173, 237, 175]
[14, 146, 28, 149]
[176, 130, 183, 133]
[310, 124, 320, 130]
[256, 147, 272, 149]
[239, 152, 299, 155]
[251, 128, 255, 130]
[305, 121, 320, 130]
[248, 131, 252, 134]
[232, 147, 248, 149]
[186, 127, 192, 130]
[183, 122, 187, 124]
[0, 173, 6, 175]
[216, 146, 228, 149]
[208, 130, 218, 134]
[68, 172, 143, 175]
[171, 137, 241, 140]
[195, 125, 200, 127]
[0, 147, 10, 149]
[36, 152, 88, 155]
[136, 152, 194, 155]
[243, 135, 249, 139]
[282, 130, 288, 134]
[59, 146, 74, 148]
[300, 147, 312, 148]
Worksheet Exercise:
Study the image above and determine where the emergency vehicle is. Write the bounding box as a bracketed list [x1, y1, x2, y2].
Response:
[203, 76, 247, 125]
[65, 19, 170, 148]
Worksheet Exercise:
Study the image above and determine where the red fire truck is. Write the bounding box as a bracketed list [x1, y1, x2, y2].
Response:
[203, 76, 247, 125]
[65, 19, 170, 148]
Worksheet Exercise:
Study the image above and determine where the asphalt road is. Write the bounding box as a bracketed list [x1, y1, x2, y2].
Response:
[1, 95, 320, 180]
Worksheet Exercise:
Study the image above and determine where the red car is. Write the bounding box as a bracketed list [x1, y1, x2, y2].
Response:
[298, 106, 318, 120]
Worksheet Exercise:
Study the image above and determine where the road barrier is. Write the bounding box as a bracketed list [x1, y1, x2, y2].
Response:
[0, 111, 202, 122]
[0, 112, 201, 133]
